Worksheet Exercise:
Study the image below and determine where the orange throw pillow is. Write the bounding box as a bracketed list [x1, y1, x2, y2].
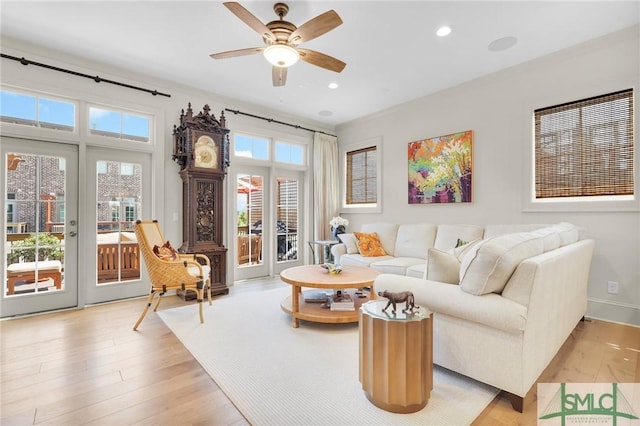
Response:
[354, 232, 387, 257]
[153, 241, 179, 261]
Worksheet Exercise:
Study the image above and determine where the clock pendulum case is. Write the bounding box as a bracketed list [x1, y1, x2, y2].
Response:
[172, 103, 231, 296]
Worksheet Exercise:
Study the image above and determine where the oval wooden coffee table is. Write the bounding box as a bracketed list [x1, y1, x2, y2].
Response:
[280, 265, 380, 328]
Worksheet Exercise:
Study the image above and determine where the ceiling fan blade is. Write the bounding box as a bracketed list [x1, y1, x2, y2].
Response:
[223, 2, 276, 42]
[288, 10, 342, 45]
[210, 47, 264, 59]
[272, 66, 287, 87]
[297, 48, 346, 73]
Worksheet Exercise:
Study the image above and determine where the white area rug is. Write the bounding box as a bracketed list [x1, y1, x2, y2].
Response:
[158, 287, 499, 425]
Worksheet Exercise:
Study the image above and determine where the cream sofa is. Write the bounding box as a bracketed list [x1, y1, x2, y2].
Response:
[331, 222, 594, 411]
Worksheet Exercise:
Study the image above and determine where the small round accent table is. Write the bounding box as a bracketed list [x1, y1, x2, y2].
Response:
[359, 300, 433, 413]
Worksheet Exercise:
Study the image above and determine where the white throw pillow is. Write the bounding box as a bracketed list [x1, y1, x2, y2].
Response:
[459, 232, 545, 295]
[449, 239, 482, 261]
[338, 233, 359, 254]
[425, 248, 460, 284]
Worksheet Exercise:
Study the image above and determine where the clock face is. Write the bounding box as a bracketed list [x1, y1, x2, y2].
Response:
[194, 135, 218, 169]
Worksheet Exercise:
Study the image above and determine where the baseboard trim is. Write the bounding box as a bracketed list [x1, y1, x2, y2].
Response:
[587, 297, 640, 327]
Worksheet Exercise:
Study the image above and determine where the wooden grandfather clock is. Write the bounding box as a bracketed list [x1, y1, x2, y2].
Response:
[172, 103, 231, 296]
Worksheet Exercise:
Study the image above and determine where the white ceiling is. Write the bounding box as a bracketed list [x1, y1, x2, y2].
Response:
[1, 1, 638, 127]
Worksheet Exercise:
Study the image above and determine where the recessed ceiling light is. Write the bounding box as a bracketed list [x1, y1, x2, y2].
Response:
[488, 36, 518, 52]
[436, 26, 452, 37]
[318, 110, 333, 117]
[328, 82, 339, 89]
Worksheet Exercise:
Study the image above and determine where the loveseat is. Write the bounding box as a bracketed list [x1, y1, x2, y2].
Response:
[331, 222, 594, 411]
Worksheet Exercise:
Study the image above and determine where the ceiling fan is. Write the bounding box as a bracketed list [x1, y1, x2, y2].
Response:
[210, 2, 346, 87]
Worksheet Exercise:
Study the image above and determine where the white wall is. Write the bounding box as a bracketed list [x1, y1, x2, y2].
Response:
[335, 25, 640, 326]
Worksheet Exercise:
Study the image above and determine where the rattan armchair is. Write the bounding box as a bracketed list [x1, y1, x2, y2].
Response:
[133, 220, 212, 330]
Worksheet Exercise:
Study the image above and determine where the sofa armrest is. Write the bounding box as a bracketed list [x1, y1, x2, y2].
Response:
[375, 274, 527, 333]
[519, 239, 594, 372]
[331, 243, 346, 264]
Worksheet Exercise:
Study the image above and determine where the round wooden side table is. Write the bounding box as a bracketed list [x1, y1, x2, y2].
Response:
[359, 300, 433, 413]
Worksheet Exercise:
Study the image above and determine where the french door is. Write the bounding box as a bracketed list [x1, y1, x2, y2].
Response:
[1, 138, 78, 317]
[235, 166, 269, 280]
[84, 147, 151, 304]
[273, 169, 304, 275]
[234, 166, 303, 280]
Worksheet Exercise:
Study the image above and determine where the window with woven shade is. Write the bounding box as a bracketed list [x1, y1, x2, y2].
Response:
[346, 146, 377, 205]
[534, 89, 634, 199]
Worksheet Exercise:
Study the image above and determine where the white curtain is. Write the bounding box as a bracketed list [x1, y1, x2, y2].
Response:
[313, 132, 339, 241]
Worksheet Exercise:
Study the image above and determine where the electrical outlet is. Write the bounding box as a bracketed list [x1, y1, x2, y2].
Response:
[607, 281, 619, 294]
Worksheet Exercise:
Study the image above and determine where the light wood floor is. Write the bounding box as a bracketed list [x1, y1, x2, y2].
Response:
[2, 277, 638, 425]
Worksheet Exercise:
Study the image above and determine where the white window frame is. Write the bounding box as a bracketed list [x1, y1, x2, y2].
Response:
[522, 90, 639, 213]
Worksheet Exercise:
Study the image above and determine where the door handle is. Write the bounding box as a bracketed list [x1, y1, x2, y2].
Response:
[69, 231, 77, 237]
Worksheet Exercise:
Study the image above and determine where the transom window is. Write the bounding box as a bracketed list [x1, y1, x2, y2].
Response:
[534, 89, 634, 200]
[234, 134, 269, 160]
[275, 141, 304, 165]
[0, 89, 75, 131]
[89, 106, 150, 143]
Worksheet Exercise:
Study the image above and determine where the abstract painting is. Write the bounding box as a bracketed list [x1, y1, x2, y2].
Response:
[408, 130, 473, 204]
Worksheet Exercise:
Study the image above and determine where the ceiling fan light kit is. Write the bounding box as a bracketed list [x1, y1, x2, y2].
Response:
[211, 1, 345, 87]
[263, 44, 299, 67]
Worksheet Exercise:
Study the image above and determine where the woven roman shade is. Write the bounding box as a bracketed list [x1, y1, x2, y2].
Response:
[346, 146, 377, 204]
[534, 89, 634, 198]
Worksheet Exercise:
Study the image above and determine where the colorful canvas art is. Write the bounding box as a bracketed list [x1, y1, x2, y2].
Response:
[408, 130, 473, 204]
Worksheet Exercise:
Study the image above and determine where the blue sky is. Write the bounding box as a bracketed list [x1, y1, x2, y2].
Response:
[1, 90, 149, 137]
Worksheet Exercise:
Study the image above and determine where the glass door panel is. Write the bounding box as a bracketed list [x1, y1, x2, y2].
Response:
[276, 177, 298, 263]
[95, 160, 142, 285]
[235, 168, 268, 280]
[2, 139, 78, 317]
[273, 171, 303, 275]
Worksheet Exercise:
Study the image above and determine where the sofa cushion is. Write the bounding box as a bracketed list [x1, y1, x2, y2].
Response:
[530, 227, 561, 252]
[459, 232, 545, 295]
[371, 257, 424, 275]
[339, 253, 394, 267]
[434, 224, 484, 251]
[425, 248, 460, 284]
[483, 224, 548, 239]
[354, 232, 387, 257]
[393, 223, 437, 259]
[360, 223, 398, 256]
[187, 264, 211, 279]
[406, 264, 425, 278]
[338, 233, 359, 254]
[549, 222, 580, 246]
[7, 260, 62, 272]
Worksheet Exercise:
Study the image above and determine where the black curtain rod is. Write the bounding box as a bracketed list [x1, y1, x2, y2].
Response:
[224, 108, 336, 138]
[1, 53, 171, 98]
